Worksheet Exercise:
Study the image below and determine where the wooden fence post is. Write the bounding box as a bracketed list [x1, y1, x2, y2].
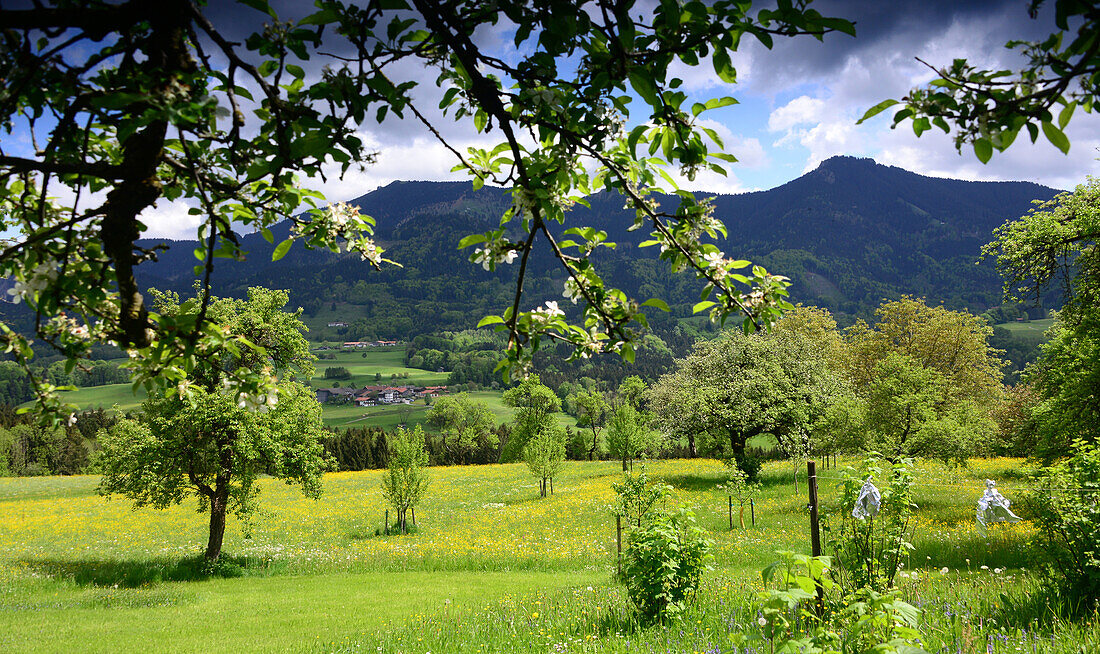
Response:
[750, 498, 755, 527]
[808, 460, 824, 616]
[385, 509, 389, 536]
[728, 495, 733, 530]
[616, 515, 622, 576]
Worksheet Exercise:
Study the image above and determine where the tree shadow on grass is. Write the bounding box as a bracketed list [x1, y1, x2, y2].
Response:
[19, 553, 278, 588]
[656, 473, 726, 492]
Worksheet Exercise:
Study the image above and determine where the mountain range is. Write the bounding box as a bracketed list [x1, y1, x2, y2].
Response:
[120, 155, 1060, 342]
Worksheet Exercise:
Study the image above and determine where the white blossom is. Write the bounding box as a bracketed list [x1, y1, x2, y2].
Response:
[562, 278, 582, 304]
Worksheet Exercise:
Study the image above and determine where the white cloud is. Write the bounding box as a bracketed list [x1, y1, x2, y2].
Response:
[768, 96, 827, 132]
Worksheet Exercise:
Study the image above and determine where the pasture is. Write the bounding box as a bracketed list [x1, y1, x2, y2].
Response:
[994, 318, 1054, 335]
[3, 458, 1096, 653]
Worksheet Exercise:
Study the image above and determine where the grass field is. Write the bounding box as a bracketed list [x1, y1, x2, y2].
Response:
[2, 457, 1096, 652]
[995, 317, 1055, 335]
[311, 348, 449, 388]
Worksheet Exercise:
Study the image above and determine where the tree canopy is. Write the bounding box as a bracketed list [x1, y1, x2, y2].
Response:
[425, 392, 497, 464]
[984, 179, 1100, 459]
[0, 0, 854, 416]
[648, 306, 849, 477]
[97, 288, 330, 560]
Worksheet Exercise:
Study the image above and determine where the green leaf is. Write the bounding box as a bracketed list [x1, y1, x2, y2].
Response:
[258, 59, 278, 78]
[641, 298, 670, 312]
[1042, 121, 1070, 153]
[857, 99, 899, 125]
[299, 8, 338, 25]
[629, 71, 659, 106]
[692, 300, 716, 314]
[272, 238, 293, 261]
[711, 49, 736, 84]
[456, 234, 488, 249]
[476, 315, 504, 327]
[238, 0, 276, 18]
[973, 138, 993, 164]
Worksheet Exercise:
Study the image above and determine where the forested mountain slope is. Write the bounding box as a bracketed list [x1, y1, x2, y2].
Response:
[123, 156, 1057, 341]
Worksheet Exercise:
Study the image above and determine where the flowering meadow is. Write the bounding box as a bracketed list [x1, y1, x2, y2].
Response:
[2, 458, 1098, 652]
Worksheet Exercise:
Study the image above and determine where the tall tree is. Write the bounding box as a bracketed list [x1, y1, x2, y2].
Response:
[97, 288, 329, 561]
[984, 179, 1100, 458]
[0, 0, 853, 415]
[845, 297, 1005, 409]
[843, 298, 1004, 462]
[569, 389, 610, 461]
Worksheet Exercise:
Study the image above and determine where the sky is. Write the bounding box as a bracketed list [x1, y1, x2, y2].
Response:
[282, 0, 1100, 242]
[8, 0, 1100, 239]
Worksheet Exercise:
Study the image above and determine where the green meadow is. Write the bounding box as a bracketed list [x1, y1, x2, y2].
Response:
[2, 458, 1096, 653]
[994, 317, 1054, 335]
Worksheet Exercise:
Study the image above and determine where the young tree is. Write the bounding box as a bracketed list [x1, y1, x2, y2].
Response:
[381, 425, 430, 534]
[425, 392, 497, 464]
[568, 389, 610, 461]
[523, 423, 566, 498]
[606, 403, 661, 472]
[501, 374, 561, 462]
[0, 0, 853, 416]
[97, 288, 329, 561]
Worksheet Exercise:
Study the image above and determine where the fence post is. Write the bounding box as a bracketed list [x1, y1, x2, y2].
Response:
[750, 498, 755, 527]
[385, 509, 389, 536]
[616, 515, 623, 576]
[728, 495, 733, 530]
[808, 460, 824, 616]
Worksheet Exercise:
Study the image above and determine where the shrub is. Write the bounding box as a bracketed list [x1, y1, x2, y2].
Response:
[823, 454, 915, 593]
[1025, 440, 1100, 612]
[611, 465, 669, 529]
[622, 505, 712, 623]
[324, 366, 352, 380]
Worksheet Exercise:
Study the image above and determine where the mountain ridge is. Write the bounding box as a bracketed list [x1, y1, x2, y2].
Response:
[126, 156, 1059, 341]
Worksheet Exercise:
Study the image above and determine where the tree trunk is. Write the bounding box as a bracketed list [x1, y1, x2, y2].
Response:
[621, 457, 628, 472]
[205, 483, 229, 561]
[687, 432, 697, 458]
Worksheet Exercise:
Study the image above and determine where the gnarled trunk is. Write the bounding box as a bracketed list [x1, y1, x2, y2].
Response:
[204, 476, 230, 561]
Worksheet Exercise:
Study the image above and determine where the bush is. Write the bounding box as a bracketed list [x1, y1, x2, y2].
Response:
[823, 455, 915, 594]
[1025, 440, 1100, 612]
[622, 505, 712, 623]
[324, 366, 352, 380]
